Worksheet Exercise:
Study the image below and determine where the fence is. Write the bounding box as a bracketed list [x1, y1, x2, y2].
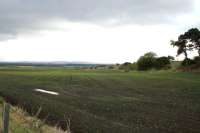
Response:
[1, 101, 10, 133]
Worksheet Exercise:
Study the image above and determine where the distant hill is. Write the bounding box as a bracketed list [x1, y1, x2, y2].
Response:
[0, 61, 99, 68]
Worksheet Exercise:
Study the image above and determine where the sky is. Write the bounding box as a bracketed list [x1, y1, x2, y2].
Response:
[0, 0, 199, 63]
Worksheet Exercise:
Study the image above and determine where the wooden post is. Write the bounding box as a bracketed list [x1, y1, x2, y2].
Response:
[2, 102, 10, 133]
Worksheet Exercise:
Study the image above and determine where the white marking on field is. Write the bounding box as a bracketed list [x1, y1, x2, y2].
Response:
[35, 89, 59, 95]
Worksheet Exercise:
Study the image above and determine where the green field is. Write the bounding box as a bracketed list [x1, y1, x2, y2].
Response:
[0, 67, 200, 133]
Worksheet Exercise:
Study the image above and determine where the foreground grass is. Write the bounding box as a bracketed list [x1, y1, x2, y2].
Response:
[0, 98, 68, 133]
[0, 67, 200, 133]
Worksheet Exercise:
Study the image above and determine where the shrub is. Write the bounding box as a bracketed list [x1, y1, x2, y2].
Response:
[194, 56, 200, 63]
[155, 57, 171, 70]
[181, 58, 196, 66]
[137, 56, 156, 70]
[119, 62, 137, 71]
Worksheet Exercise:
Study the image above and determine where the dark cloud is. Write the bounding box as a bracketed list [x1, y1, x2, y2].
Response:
[0, 0, 195, 40]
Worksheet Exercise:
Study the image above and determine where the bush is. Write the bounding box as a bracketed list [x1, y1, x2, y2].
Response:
[155, 57, 171, 70]
[137, 53, 173, 70]
[181, 58, 196, 66]
[119, 62, 137, 71]
[194, 56, 200, 63]
[137, 56, 156, 70]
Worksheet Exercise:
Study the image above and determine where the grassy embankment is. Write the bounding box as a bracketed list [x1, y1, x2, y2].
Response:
[0, 67, 200, 133]
[0, 97, 68, 133]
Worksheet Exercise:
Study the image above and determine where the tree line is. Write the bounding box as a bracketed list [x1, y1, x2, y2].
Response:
[119, 27, 200, 71]
[119, 52, 174, 71]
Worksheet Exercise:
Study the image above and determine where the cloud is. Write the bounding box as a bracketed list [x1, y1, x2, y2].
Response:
[0, 0, 196, 40]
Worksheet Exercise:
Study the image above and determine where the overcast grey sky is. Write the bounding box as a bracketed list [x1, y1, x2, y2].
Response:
[0, 0, 199, 63]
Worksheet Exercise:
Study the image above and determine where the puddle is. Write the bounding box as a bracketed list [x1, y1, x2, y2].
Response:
[34, 89, 59, 95]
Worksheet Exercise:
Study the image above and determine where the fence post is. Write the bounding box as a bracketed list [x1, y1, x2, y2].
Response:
[2, 102, 10, 133]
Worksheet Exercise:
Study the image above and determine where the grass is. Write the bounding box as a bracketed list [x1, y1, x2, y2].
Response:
[0, 97, 69, 133]
[0, 67, 200, 133]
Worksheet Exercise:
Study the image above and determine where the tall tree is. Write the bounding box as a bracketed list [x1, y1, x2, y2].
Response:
[185, 28, 200, 56]
[171, 28, 200, 58]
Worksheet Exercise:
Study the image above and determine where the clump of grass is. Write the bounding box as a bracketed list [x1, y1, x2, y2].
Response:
[0, 101, 70, 133]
